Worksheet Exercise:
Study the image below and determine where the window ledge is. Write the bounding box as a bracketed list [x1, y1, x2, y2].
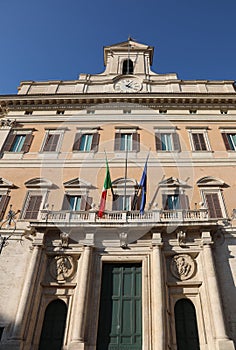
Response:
[2, 152, 24, 159]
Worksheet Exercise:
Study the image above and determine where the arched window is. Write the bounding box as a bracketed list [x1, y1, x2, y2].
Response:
[174, 298, 200, 350]
[39, 299, 67, 350]
[122, 59, 133, 74]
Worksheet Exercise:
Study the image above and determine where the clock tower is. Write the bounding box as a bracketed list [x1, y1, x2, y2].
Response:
[102, 38, 154, 77]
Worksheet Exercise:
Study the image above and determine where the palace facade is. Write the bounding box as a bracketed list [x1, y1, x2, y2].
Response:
[0, 39, 235, 350]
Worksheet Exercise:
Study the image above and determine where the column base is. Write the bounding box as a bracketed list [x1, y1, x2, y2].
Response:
[0, 340, 23, 350]
[68, 341, 86, 350]
[217, 339, 235, 350]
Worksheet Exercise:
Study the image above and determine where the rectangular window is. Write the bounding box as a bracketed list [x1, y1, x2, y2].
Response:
[0, 195, 10, 221]
[73, 132, 99, 152]
[192, 133, 207, 151]
[42, 133, 60, 152]
[117, 195, 131, 210]
[162, 194, 189, 210]
[62, 194, 92, 211]
[163, 194, 180, 210]
[114, 131, 139, 152]
[222, 133, 236, 151]
[2, 131, 33, 153]
[79, 134, 93, 151]
[10, 135, 26, 152]
[23, 195, 43, 219]
[120, 133, 132, 151]
[155, 132, 181, 151]
[205, 193, 223, 218]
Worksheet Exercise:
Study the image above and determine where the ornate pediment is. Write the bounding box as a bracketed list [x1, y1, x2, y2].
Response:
[159, 177, 190, 188]
[63, 178, 93, 188]
[25, 177, 53, 188]
[197, 176, 226, 187]
[112, 178, 138, 188]
[0, 177, 14, 188]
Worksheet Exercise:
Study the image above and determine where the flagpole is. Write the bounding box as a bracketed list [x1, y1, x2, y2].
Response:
[104, 150, 114, 196]
[132, 150, 150, 211]
[124, 137, 128, 210]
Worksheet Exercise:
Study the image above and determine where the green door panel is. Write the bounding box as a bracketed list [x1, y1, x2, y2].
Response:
[97, 263, 142, 350]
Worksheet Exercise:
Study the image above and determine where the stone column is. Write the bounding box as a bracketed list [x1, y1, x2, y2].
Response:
[152, 232, 165, 350]
[11, 234, 44, 341]
[69, 245, 93, 350]
[202, 231, 235, 350]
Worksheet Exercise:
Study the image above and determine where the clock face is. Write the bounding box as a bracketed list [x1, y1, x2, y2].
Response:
[114, 78, 142, 93]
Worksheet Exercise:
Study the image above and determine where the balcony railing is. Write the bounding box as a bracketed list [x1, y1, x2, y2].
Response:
[38, 208, 209, 225]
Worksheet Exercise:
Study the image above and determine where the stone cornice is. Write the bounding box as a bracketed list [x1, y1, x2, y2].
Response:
[1, 92, 236, 113]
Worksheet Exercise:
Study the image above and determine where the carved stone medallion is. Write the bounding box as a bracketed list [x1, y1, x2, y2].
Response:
[170, 254, 196, 280]
[49, 255, 75, 283]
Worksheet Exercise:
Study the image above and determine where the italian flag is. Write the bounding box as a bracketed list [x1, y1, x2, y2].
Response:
[98, 159, 112, 218]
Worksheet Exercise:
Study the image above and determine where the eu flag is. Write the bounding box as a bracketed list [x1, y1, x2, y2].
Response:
[140, 160, 147, 214]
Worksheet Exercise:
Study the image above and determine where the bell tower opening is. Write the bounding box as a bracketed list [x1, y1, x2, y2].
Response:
[122, 59, 134, 75]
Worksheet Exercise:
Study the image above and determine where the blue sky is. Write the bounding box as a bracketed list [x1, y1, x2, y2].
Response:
[0, 0, 236, 94]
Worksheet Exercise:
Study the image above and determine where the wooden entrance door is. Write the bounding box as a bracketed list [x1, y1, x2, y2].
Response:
[39, 299, 67, 350]
[174, 299, 200, 350]
[97, 263, 142, 350]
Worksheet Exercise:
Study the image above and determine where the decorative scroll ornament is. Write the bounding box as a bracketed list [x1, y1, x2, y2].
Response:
[170, 254, 196, 280]
[49, 255, 75, 283]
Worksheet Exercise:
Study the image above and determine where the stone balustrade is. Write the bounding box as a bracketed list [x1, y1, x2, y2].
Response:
[38, 208, 209, 225]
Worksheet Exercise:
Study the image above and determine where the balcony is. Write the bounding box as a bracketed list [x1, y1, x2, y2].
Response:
[31, 208, 213, 228]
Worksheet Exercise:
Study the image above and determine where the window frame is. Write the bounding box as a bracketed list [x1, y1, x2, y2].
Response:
[220, 128, 236, 151]
[21, 190, 48, 220]
[2, 129, 34, 154]
[112, 178, 138, 211]
[114, 127, 140, 152]
[154, 127, 181, 152]
[197, 177, 227, 219]
[41, 129, 65, 153]
[187, 128, 211, 152]
[72, 128, 100, 153]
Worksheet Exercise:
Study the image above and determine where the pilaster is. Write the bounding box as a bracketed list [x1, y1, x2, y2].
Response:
[151, 232, 165, 350]
[201, 231, 235, 350]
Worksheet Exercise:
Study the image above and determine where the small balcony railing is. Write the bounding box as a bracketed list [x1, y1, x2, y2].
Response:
[38, 208, 209, 225]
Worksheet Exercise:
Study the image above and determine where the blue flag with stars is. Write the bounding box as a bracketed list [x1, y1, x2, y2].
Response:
[139, 160, 147, 214]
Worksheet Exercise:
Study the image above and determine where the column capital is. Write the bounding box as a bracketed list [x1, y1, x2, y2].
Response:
[32, 231, 45, 247]
[80, 233, 94, 247]
[152, 232, 163, 247]
[201, 231, 213, 246]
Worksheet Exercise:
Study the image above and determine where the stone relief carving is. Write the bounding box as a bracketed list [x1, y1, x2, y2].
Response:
[0, 119, 16, 128]
[170, 254, 196, 280]
[49, 255, 75, 283]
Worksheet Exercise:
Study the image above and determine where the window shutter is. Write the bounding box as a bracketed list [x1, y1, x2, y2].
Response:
[2, 133, 15, 152]
[132, 132, 140, 152]
[205, 193, 223, 218]
[72, 133, 82, 151]
[0, 195, 10, 221]
[114, 133, 121, 151]
[62, 195, 70, 210]
[85, 196, 93, 210]
[173, 133, 181, 151]
[24, 195, 42, 219]
[21, 133, 34, 153]
[193, 133, 207, 151]
[80, 196, 87, 211]
[222, 133, 231, 150]
[179, 194, 189, 209]
[155, 133, 162, 151]
[43, 134, 60, 152]
[112, 194, 119, 210]
[199, 133, 207, 150]
[91, 133, 100, 152]
[162, 194, 168, 210]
